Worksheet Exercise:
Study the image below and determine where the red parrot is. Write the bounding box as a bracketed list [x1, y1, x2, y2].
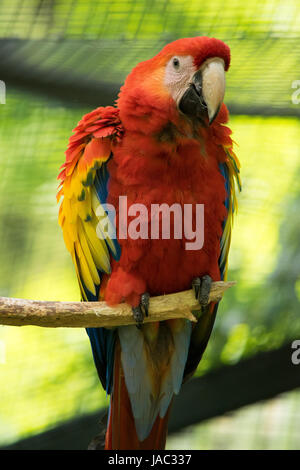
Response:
[57, 36, 241, 450]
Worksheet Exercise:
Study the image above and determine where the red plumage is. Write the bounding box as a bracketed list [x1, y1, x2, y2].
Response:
[105, 106, 230, 307]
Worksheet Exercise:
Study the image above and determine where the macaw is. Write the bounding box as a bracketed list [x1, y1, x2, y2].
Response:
[57, 36, 241, 450]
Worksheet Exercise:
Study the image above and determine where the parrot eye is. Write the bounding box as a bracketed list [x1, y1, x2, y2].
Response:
[172, 57, 180, 71]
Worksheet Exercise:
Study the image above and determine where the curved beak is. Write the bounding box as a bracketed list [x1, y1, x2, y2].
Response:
[178, 58, 225, 125]
[202, 58, 225, 124]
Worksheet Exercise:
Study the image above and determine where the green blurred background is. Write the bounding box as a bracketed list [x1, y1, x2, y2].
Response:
[0, 0, 300, 450]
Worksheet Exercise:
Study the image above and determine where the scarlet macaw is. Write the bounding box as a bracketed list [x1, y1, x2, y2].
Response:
[57, 36, 241, 450]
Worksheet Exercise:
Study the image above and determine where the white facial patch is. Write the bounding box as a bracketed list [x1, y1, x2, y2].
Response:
[164, 55, 196, 105]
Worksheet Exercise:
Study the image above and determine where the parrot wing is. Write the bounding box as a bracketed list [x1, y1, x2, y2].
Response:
[57, 105, 122, 300]
[184, 143, 241, 380]
[219, 145, 242, 281]
[57, 105, 123, 391]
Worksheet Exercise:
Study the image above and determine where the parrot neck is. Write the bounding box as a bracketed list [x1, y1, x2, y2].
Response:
[117, 122, 229, 172]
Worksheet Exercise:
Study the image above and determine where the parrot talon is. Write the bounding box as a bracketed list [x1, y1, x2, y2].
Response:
[132, 306, 144, 328]
[132, 292, 150, 327]
[192, 275, 212, 308]
[141, 292, 150, 317]
[192, 277, 201, 300]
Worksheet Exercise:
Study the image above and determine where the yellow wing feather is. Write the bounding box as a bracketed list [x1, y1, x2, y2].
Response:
[57, 106, 123, 300]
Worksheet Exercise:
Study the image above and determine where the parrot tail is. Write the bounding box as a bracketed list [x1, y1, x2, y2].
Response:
[105, 341, 171, 450]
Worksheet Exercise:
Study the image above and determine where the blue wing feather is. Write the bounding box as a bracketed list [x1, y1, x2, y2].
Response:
[218, 161, 230, 280]
[86, 162, 121, 394]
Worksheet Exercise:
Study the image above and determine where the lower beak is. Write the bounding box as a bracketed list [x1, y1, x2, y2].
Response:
[178, 59, 225, 125]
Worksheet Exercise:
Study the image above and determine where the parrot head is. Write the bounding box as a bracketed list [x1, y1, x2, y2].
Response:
[117, 36, 230, 133]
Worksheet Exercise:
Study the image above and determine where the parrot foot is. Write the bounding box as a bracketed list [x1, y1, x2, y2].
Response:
[132, 292, 150, 328]
[192, 275, 212, 309]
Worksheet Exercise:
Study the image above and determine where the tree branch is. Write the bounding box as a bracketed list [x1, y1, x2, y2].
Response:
[0, 281, 235, 328]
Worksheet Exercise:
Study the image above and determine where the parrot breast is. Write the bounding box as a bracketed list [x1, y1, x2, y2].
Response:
[105, 128, 228, 306]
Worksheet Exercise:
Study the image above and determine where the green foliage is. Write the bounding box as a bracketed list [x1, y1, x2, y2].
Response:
[1, 0, 299, 40]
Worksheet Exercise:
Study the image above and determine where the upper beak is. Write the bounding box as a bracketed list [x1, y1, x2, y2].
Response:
[202, 59, 225, 124]
[178, 58, 225, 125]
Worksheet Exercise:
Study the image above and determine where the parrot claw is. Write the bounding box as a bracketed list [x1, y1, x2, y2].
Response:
[141, 292, 150, 317]
[192, 275, 212, 308]
[132, 292, 150, 328]
[132, 306, 144, 328]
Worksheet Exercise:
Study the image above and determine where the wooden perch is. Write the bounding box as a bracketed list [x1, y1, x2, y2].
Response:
[0, 281, 235, 328]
